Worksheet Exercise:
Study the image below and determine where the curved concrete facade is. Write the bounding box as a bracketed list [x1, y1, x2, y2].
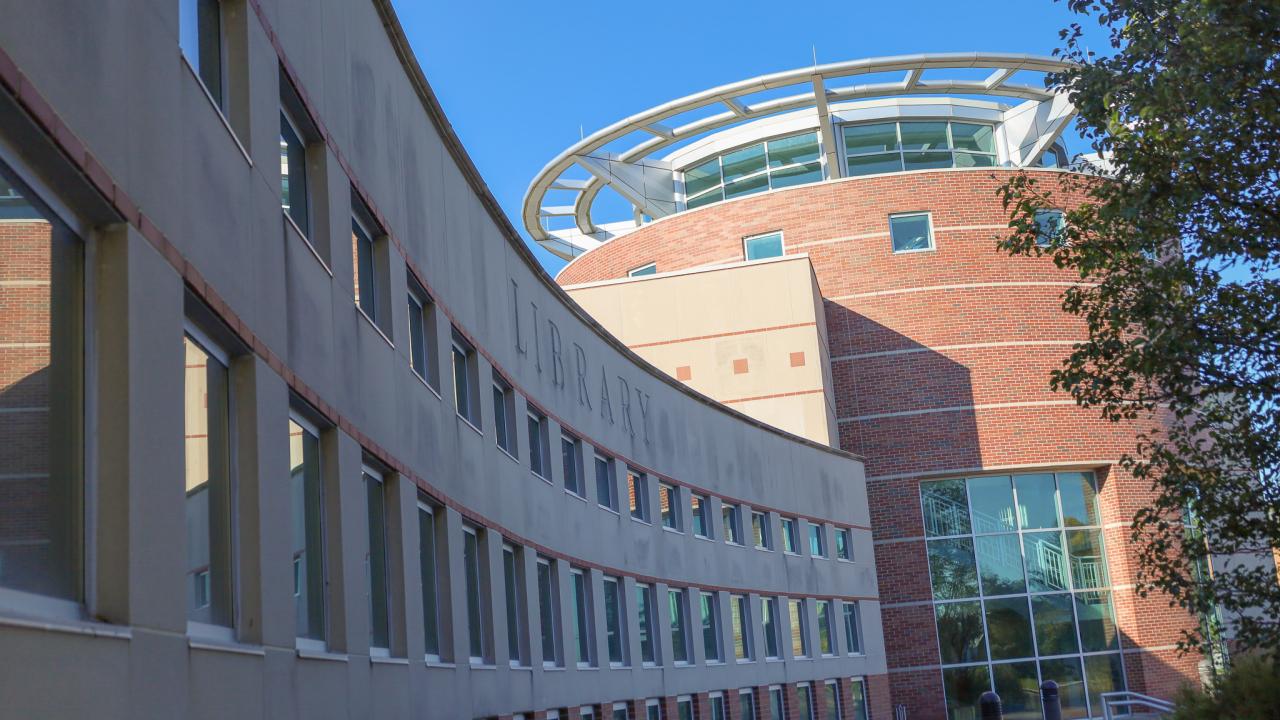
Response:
[556, 170, 1203, 716]
[0, 2, 883, 719]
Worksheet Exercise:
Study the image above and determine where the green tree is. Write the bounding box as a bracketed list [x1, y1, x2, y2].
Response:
[998, 0, 1280, 654]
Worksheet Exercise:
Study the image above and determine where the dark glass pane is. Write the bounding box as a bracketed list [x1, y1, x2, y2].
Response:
[770, 161, 824, 188]
[984, 596, 1034, 660]
[290, 420, 325, 640]
[1039, 657, 1088, 719]
[967, 476, 1016, 533]
[701, 593, 719, 661]
[843, 123, 899, 153]
[899, 122, 949, 151]
[768, 132, 820, 167]
[928, 538, 980, 600]
[408, 297, 426, 375]
[1059, 472, 1100, 527]
[846, 152, 903, 176]
[669, 590, 688, 662]
[922, 478, 971, 536]
[1083, 653, 1126, 717]
[975, 534, 1026, 596]
[951, 123, 995, 153]
[942, 665, 992, 720]
[538, 562, 557, 662]
[504, 549, 521, 662]
[1075, 590, 1119, 652]
[687, 187, 723, 209]
[1024, 531, 1071, 592]
[903, 151, 953, 170]
[955, 151, 996, 168]
[1014, 474, 1058, 530]
[1067, 529, 1107, 589]
[419, 509, 439, 654]
[683, 157, 721, 198]
[366, 475, 389, 648]
[935, 601, 987, 664]
[1031, 593, 1079, 656]
[595, 456, 614, 510]
[637, 585, 654, 663]
[993, 661, 1042, 720]
[354, 221, 376, 316]
[185, 337, 232, 626]
[721, 143, 767, 183]
[280, 115, 309, 236]
[465, 532, 484, 658]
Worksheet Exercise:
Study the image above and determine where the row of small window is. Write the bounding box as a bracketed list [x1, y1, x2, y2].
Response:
[501, 679, 871, 720]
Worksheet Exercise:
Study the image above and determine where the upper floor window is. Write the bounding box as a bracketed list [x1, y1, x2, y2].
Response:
[843, 601, 863, 655]
[700, 591, 722, 663]
[889, 212, 934, 253]
[603, 575, 628, 666]
[407, 277, 439, 387]
[722, 504, 743, 545]
[628, 469, 650, 522]
[843, 120, 996, 177]
[418, 497, 443, 660]
[743, 231, 784, 261]
[660, 482, 681, 531]
[628, 262, 657, 277]
[351, 192, 390, 333]
[781, 517, 800, 554]
[536, 557, 561, 667]
[562, 433, 584, 497]
[451, 328, 480, 427]
[789, 599, 809, 658]
[753, 511, 773, 550]
[816, 600, 834, 655]
[684, 132, 823, 209]
[492, 373, 516, 456]
[179, 0, 225, 108]
[289, 413, 326, 644]
[0, 166, 83, 609]
[836, 527, 853, 561]
[502, 543, 527, 666]
[527, 408, 551, 479]
[730, 594, 752, 661]
[279, 72, 321, 247]
[636, 582, 658, 665]
[363, 465, 391, 652]
[570, 567, 596, 667]
[762, 597, 781, 660]
[1035, 209, 1066, 247]
[669, 588, 691, 664]
[691, 493, 712, 539]
[463, 525, 490, 663]
[808, 523, 827, 558]
[595, 454, 618, 512]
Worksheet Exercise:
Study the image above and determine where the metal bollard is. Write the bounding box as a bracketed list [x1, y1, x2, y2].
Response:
[979, 690, 1003, 720]
[1040, 680, 1062, 720]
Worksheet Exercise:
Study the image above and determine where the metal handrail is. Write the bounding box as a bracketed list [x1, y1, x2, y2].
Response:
[1100, 690, 1175, 719]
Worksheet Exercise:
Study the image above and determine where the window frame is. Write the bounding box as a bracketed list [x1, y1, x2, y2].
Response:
[492, 372, 518, 458]
[450, 328, 481, 429]
[753, 511, 773, 551]
[502, 542, 527, 667]
[700, 590, 723, 664]
[762, 596, 782, 661]
[363, 464, 391, 655]
[841, 119, 998, 177]
[406, 277, 439, 389]
[536, 556, 561, 667]
[843, 600, 864, 656]
[808, 523, 827, 558]
[603, 575, 628, 667]
[789, 598, 809, 659]
[691, 493, 712, 540]
[462, 523, 489, 665]
[527, 407, 552, 481]
[636, 582, 659, 666]
[781, 517, 800, 555]
[594, 453, 618, 513]
[681, 131, 826, 210]
[417, 497, 443, 662]
[731, 593, 753, 662]
[561, 432, 585, 498]
[669, 587, 692, 665]
[628, 468, 650, 524]
[178, 0, 227, 112]
[627, 262, 657, 277]
[659, 481, 682, 532]
[817, 599, 835, 657]
[742, 231, 785, 262]
[836, 527, 853, 561]
[888, 211, 935, 254]
[570, 566, 596, 668]
[722, 503, 743, 545]
[289, 411, 327, 649]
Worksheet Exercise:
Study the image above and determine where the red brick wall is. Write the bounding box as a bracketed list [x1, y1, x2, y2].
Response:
[557, 169, 1203, 713]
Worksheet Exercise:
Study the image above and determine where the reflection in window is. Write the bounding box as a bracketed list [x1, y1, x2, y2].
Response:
[685, 132, 823, 209]
[595, 454, 617, 511]
[967, 475, 1016, 533]
[660, 482, 680, 530]
[844, 121, 997, 177]
[364, 467, 390, 649]
[692, 494, 711, 538]
[700, 591, 721, 662]
[975, 534, 1026, 596]
[889, 212, 934, 253]
[603, 576, 626, 665]
[927, 538, 979, 600]
[185, 334, 233, 627]
[816, 600, 834, 655]
[843, 602, 863, 654]
[789, 599, 808, 658]
[936, 601, 986, 664]
[1035, 209, 1066, 247]
[1075, 590, 1119, 652]
[669, 588, 690, 663]
[1032, 593, 1078, 656]
[849, 679, 869, 720]
[289, 417, 326, 641]
[744, 232, 784, 261]
[503, 544, 525, 665]
[1014, 474, 1058, 529]
[782, 517, 799, 553]
[637, 582, 657, 664]
[418, 500, 441, 657]
[993, 661, 1042, 719]
[942, 665, 991, 720]
[571, 568, 594, 666]
[762, 597, 781, 659]
[1039, 656, 1089, 717]
[537, 558, 559, 666]
[179, 0, 224, 106]
[731, 594, 751, 660]
[984, 597, 1033, 660]
[922, 477, 970, 536]
[0, 167, 82, 603]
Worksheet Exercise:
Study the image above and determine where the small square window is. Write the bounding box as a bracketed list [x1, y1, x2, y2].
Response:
[628, 262, 657, 277]
[743, 232, 784, 261]
[1035, 209, 1065, 247]
[889, 212, 934, 253]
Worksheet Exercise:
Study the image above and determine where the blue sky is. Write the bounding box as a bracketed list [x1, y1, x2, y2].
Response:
[391, 0, 1087, 274]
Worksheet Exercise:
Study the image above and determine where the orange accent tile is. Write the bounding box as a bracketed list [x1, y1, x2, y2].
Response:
[732, 358, 749, 374]
[790, 351, 806, 367]
[675, 365, 692, 381]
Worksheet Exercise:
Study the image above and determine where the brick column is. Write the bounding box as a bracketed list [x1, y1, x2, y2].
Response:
[694, 692, 710, 720]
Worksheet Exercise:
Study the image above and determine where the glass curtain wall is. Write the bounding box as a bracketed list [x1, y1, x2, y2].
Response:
[844, 121, 996, 176]
[921, 471, 1124, 720]
[684, 132, 823, 209]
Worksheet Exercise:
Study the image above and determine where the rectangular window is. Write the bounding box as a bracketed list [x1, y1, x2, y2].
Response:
[849, 678, 869, 720]
[1035, 209, 1066, 247]
[636, 582, 657, 665]
[795, 685, 815, 720]
[731, 594, 752, 660]
[753, 511, 772, 550]
[493, 374, 517, 456]
[571, 567, 595, 666]
[628, 262, 657, 277]
[722, 504, 743, 545]
[684, 132, 823, 210]
[628, 468, 650, 522]
[0, 167, 82, 607]
[743, 231, 784, 261]
[823, 682, 841, 720]
[562, 433, 584, 497]
[595, 454, 618, 512]
[536, 557, 560, 666]
[700, 591, 722, 662]
[843, 602, 863, 655]
[528, 408, 551, 479]
[407, 279, 439, 387]
[762, 597, 781, 660]
[809, 523, 827, 557]
[709, 694, 727, 720]
[660, 482, 680, 530]
[280, 81, 315, 241]
[185, 332, 234, 630]
[739, 689, 757, 720]
[817, 600, 834, 655]
[603, 575, 627, 665]
[289, 415, 326, 642]
[691, 494, 711, 538]
[364, 466, 390, 650]
[451, 328, 480, 427]
[677, 698, 694, 720]
[769, 687, 785, 720]
[836, 527, 853, 561]
[889, 212, 934, 253]
[645, 700, 662, 720]
[669, 588, 690, 664]
[351, 208, 378, 321]
[789, 599, 808, 658]
[417, 499, 441, 659]
[503, 543, 525, 666]
[781, 517, 799, 554]
[843, 120, 996, 176]
[463, 525, 488, 662]
[179, 0, 224, 107]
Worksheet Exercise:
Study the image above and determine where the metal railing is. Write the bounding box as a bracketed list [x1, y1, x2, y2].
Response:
[1100, 691, 1175, 719]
